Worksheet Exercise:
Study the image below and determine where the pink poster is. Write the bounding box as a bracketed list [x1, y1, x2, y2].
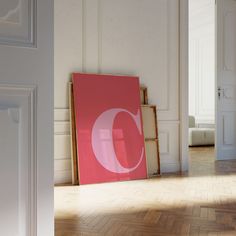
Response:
[72, 73, 147, 184]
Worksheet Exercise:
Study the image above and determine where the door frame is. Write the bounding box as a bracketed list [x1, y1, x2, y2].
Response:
[180, 0, 189, 172]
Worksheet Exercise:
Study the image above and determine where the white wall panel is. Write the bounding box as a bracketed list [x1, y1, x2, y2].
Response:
[159, 122, 180, 172]
[54, 109, 181, 180]
[54, 0, 83, 183]
[54, 122, 70, 135]
[54, 160, 72, 184]
[83, 0, 179, 121]
[54, 135, 71, 160]
[54, 108, 70, 122]
[54, 170, 72, 185]
[54, 112, 72, 184]
[54, 0, 180, 183]
[54, 0, 83, 108]
[55, 159, 72, 171]
[159, 132, 170, 154]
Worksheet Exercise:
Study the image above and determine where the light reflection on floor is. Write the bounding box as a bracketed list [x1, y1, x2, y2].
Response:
[55, 147, 236, 235]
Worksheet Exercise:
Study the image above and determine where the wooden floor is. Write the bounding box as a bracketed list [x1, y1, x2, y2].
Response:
[55, 147, 236, 236]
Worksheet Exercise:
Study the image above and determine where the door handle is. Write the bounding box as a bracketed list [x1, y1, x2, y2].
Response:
[218, 87, 221, 99]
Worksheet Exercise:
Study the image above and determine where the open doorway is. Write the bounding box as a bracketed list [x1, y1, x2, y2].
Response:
[188, 0, 216, 174]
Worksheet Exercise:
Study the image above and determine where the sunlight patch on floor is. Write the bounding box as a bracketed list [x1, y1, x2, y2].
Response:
[55, 174, 236, 218]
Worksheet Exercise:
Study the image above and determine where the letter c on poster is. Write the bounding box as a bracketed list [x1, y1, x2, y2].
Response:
[91, 108, 144, 173]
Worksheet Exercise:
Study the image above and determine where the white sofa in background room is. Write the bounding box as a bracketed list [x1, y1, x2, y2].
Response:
[189, 116, 215, 146]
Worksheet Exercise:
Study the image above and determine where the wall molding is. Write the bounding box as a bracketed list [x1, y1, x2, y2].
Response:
[54, 0, 182, 183]
[54, 107, 71, 184]
[54, 108, 70, 121]
[83, 0, 177, 118]
[54, 121, 70, 135]
[159, 131, 170, 154]
[159, 0, 170, 112]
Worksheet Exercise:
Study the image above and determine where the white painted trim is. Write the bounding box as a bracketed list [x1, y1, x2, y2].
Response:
[215, 0, 219, 159]
[54, 108, 69, 121]
[179, 0, 189, 172]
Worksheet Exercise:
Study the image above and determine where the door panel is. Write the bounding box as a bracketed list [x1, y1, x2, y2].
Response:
[0, 0, 36, 46]
[0, 86, 36, 236]
[223, 112, 236, 145]
[0, 109, 19, 236]
[216, 0, 236, 160]
[0, 0, 53, 235]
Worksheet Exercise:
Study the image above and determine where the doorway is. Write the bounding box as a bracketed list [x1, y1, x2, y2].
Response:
[188, 0, 216, 172]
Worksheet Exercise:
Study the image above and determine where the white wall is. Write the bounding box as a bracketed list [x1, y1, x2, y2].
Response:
[54, 0, 180, 184]
[189, 0, 215, 125]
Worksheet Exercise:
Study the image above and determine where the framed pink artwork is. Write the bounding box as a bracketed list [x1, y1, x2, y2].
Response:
[72, 73, 147, 184]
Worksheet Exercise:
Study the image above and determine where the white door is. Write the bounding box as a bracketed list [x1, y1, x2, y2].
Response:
[216, 0, 236, 160]
[0, 1, 54, 236]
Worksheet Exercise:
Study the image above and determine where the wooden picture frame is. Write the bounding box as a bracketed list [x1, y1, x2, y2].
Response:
[72, 73, 147, 185]
[141, 105, 160, 176]
[69, 82, 161, 183]
[140, 86, 148, 104]
[69, 82, 79, 185]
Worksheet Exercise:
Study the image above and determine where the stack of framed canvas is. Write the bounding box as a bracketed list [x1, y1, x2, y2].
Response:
[140, 87, 160, 177]
[140, 86, 148, 104]
[69, 74, 160, 185]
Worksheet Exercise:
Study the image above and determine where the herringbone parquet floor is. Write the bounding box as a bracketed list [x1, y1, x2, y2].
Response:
[55, 147, 236, 236]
